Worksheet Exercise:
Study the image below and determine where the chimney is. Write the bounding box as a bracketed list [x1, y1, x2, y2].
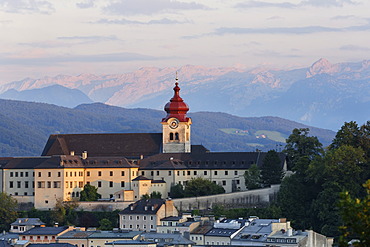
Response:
[287, 228, 293, 236]
[70, 151, 75, 156]
[140, 155, 144, 159]
[82, 151, 88, 160]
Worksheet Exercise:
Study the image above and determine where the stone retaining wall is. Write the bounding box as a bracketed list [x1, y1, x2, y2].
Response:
[75, 185, 280, 211]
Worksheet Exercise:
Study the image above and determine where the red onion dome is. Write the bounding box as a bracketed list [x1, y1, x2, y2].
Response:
[162, 81, 190, 122]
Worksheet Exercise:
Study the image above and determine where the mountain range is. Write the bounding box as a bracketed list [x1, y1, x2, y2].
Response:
[0, 99, 334, 157]
[0, 58, 369, 130]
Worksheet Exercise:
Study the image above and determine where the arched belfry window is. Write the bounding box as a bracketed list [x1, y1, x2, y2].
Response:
[175, 133, 179, 140]
[170, 133, 174, 140]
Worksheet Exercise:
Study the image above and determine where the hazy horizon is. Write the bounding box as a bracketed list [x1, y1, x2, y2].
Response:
[1, 0, 370, 84]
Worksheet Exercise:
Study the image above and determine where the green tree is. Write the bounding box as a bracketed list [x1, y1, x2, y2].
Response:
[338, 180, 370, 247]
[244, 164, 262, 190]
[170, 183, 185, 198]
[261, 150, 284, 185]
[284, 128, 323, 174]
[51, 199, 79, 225]
[184, 177, 225, 197]
[141, 191, 162, 199]
[99, 218, 112, 230]
[80, 184, 101, 201]
[0, 192, 18, 231]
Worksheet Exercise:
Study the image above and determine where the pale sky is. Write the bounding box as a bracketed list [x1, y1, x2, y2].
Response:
[1, 0, 370, 84]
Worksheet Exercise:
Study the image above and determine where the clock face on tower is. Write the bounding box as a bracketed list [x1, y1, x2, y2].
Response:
[169, 118, 179, 129]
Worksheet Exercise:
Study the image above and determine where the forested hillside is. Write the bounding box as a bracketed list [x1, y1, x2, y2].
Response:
[0, 99, 335, 157]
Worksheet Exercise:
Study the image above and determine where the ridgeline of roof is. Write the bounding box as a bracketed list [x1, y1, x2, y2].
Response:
[139, 152, 286, 170]
[11, 218, 45, 226]
[41, 133, 163, 158]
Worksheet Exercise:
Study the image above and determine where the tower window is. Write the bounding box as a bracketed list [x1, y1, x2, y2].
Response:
[175, 133, 179, 140]
[170, 133, 174, 140]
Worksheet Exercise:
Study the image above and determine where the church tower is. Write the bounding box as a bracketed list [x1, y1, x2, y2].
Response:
[161, 76, 191, 153]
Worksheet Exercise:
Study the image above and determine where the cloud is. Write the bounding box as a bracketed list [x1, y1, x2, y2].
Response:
[0, 52, 166, 66]
[0, 0, 54, 14]
[301, 0, 356, 7]
[95, 17, 189, 25]
[235, 0, 356, 9]
[104, 0, 209, 15]
[19, 36, 121, 48]
[339, 45, 370, 51]
[57, 35, 120, 42]
[331, 15, 357, 20]
[235, 1, 296, 9]
[76, 0, 96, 9]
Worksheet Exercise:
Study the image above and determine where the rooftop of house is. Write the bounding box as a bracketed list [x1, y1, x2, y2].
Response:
[58, 230, 142, 240]
[139, 232, 195, 246]
[232, 219, 280, 242]
[11, 218, 45, 226]
[20, 226, 69, 236]
[119, 199, 166, 215]
[28, 244, 76, 247]
[106, 240, 156, 246]
[41, 133, 163, 158]
[205, 228, 239, 237]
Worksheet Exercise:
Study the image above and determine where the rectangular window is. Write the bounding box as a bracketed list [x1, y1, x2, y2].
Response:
[121, 171, 125, 176]
[17, 181, 21, 188]
[15, 172, 18, 177]
[187, 171, 190, 175]
[66, 172, 68, 177]
[204, 171, 208, 175]
[177, 171, 180, 176]
[109, 181, 113, 187]
[141, 171, 144, 176]
[98, 181, 102, 187]
[48, 172, 51, 177]
[236, 180, 240, 184]
[87, 181, 90, 185]
[98, 171, 102, 176]
[70, 181, 73, 188]
[24, 192, 28, 196]
[79, 181, 83, 188]
[58, 172, 61, 177]
[25, 172, 29, 177]
[194, 171, 197, 175]
[214, 171, 218, 175]
[87, 171, 90, 176]
[156, 171, 159, 176]
[38, 172, 41, 177]
[121, 181, 125, 187]
[110, 171, 113, 176]
[38, 182, 45, 188]
[66, 182, 69, 188]
[74, 172, 77, 177]
[10, 172, 13, 177]
[9, 181, 13, 188]
[47, 181, 51, 188]
[222, 180, 226, 186]
[225, 171, 228, 175]
[234, 171, 238, 175]
[70, 172, 73, 177]
[20, 172, 23, 177]
[54, 181, 61, 188]
[25, 181, 29, 188]
[169, 171, 172, 176]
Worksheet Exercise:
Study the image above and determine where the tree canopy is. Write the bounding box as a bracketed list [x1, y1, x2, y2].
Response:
[261, 150, 284, 185]
[80, 184, 101, 201]
[0, 192, 18, 231]
[244, 164, 262, 190]
[184, 177, 225, 197]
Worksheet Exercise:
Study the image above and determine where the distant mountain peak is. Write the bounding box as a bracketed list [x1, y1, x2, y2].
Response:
[306, 58, 340, 78]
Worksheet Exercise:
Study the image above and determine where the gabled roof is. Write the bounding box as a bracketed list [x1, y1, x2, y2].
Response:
[20, 226, 69, 236]
[41, 133, 163, 158]
[11, 218, 45, 226]
[119, 199, 165, 215]
[132, 176, 151, 181]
